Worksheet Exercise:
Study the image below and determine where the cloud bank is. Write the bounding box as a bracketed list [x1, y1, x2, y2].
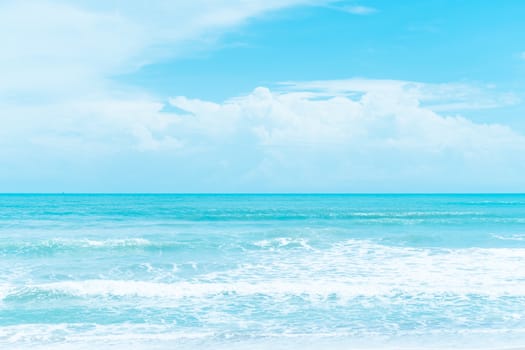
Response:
[1, 1, 524, 192]
[3, 79, 524, 192]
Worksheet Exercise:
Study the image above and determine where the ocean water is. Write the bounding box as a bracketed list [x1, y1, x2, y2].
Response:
[1, 194, 525, 350]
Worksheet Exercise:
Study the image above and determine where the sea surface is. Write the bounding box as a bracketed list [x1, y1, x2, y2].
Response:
[1, 194, 525, 349]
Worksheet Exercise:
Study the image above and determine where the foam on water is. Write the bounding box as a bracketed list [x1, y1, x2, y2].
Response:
[3, 324, 525, 350]
[491, 233, 525, 241]
[1, 194, 525, 349]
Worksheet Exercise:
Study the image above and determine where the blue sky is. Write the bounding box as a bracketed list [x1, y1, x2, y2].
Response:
[2, 0, 525, 192]
[120, 1, 525, 101]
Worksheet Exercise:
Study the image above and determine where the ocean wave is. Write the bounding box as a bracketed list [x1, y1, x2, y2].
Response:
[0, 323, 213, 344]
[3, 240, 525, 301]
[0, 238, 173, 256]
[81, 238, 152, 247]
[6, 278, 525, 302]
[252, 237, 314, 250]
[3, 323, 525, 350]
[491, 233, 525, 241]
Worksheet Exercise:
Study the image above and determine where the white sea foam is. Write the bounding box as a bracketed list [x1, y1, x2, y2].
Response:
[3, 238, 525, 350]
[0, 283, 12, 301]
[6, 240, 523, 300]
[253, 237, 314, 250]
[0, 323, 213, 345]
[24, 280, 369, 299]
[2, 323, 525, 350]
[0, 238, 155, 252]
[72, 238, 152, 247]
[491, 233, 525, 241]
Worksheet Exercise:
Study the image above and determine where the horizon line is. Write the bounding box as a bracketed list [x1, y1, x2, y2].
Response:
[1, 192, 524, 195]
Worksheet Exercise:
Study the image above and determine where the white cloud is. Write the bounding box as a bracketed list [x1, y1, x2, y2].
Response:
[164, 81, 525, 191]
[0, 0, 330, 98]
[167, 81, 524, 152]
[0, 1, 524, 192]
[280, 79, 520, 111]
[2, 79, 525, 191]
[339, 5, 377, 15]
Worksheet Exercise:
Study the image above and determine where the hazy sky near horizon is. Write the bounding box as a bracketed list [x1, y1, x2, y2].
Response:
[2, 0, 525, 192]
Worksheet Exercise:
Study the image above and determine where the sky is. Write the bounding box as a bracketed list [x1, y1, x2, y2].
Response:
[2, 0, 525, 193]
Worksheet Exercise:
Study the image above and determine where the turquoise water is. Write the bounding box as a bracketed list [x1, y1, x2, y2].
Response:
[1, 194, 525, 349]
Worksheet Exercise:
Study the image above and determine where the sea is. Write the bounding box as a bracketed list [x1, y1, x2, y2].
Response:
[1, 194, 525, 349]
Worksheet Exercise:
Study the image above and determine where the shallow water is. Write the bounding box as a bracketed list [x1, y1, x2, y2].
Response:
[1, 194, 525, 349]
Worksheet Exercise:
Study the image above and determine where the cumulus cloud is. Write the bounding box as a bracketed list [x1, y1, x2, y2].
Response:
[165, 81, 525, 192]
[167, 80, 522, 155]
[2, 78, 525, 192]
[6, 78, 521, 191]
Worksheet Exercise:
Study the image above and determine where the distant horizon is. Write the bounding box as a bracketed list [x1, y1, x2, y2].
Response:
[2, 192, 525, 195]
